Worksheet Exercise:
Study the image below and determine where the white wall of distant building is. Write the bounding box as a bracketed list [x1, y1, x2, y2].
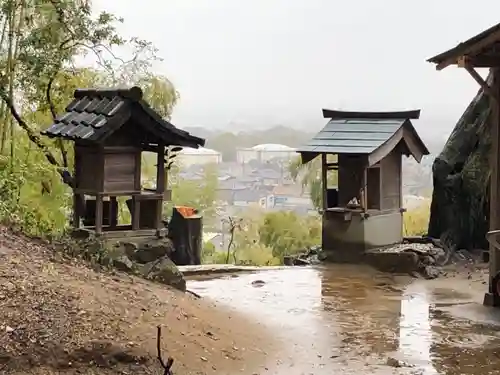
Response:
[237, 143, 296, 163]
[177, 147, 222, 166]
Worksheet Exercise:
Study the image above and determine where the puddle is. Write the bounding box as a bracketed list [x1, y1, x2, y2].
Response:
[187, 265, 500, 374]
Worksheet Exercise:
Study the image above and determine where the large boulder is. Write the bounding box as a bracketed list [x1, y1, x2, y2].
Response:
[428, 72, 492, 251]
[123, 238, 175, 264]
[140, 256, 186, 292]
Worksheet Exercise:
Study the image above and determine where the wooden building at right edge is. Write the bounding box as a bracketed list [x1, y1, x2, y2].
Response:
[297, 109, 429, 262]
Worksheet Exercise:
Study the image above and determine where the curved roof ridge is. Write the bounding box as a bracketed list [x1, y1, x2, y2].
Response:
[322, 109, 421, 120]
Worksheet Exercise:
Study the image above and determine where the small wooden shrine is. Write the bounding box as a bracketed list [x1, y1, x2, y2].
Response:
[42, 86, 205, 238]
[427, 22, 500, 306]
[297, 109, 429, 261]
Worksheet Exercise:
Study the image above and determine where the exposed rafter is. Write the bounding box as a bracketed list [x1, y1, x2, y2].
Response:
[463, 63, 499, 103]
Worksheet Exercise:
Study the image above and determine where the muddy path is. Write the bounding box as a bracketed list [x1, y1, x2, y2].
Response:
[187, 263, 500, 375]
[0, 228, 277, 375]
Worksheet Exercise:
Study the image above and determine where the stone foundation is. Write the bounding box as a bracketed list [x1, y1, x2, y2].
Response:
[322, 209, 403, 258]
[364, 251, 420, 274]
[74, 236, 186, 291]
[324, 242, 446, 278]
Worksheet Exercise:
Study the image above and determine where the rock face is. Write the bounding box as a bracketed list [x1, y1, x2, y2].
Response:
[140, 256, 186, 292]
[123, 238, 175, 264]
[364, 242, 448, 278]
[81, 237, 186, 292]
[428, 72, 492, 251]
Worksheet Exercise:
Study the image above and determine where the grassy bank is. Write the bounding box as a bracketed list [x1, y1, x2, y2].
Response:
[403, 199, 431, 237]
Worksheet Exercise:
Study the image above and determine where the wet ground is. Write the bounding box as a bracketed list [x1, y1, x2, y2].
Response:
[187, 264, 500, 375]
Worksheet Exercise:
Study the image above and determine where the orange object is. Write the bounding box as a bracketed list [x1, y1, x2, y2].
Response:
[174, 205, 196, 218]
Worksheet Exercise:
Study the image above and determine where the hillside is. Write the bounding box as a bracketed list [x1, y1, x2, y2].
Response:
[0, 228, 274, 375]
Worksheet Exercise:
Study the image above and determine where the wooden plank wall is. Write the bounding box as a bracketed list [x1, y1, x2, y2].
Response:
[380, 150, 401, 210]
[75, 145, 103, 191]
[103, 152, 138, 193]
[338, 154, 365, 206]
[366, 166, 381, 209]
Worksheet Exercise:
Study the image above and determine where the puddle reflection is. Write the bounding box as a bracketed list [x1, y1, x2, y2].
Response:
[400, 283, 438, 374]
[187, 266, 500, 374]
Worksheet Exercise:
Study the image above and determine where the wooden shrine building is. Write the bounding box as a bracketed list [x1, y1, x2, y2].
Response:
[42, 86, 205, 238]
[297, 109, 429, 261]
[427, 22, 500, 306]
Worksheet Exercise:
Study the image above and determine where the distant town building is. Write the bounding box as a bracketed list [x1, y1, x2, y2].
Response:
[177, 147, 222, 166]
[237, 143, 296, 164]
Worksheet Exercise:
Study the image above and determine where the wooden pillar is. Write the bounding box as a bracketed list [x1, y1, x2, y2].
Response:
[156, 144, 166, 193]
[361, 168, 367, 211]
[134, 150, 142, 192]
[72, 192, 81, 228]
[132, 148, 142, 231]
[95, 193, 103, 235]
[321, 153, 328, 210]
[156, 144, 166, 233]
[489, 68, 500, 294]
[72, 144, 81, 229]
[109, 196, 117, 228]
[132, 195, 140, 230]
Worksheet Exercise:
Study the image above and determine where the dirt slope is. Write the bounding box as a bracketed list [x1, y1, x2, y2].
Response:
[0, 228, 275, 374]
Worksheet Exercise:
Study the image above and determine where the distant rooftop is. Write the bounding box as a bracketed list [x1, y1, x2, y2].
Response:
[179, 147, 221, 155]
[251, 143, 296, 152]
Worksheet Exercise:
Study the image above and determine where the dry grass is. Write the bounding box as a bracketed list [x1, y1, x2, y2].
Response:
[0, 228, 275, 375]
[403, 200, 431, 236]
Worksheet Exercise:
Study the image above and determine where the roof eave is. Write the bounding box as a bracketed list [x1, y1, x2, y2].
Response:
[135, 101, 205, 148]
[366, 121, 429, 166]
[427, 22, 500, 70]
[322, 109, 421, 120]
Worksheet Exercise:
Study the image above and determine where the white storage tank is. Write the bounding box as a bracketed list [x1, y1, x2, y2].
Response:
[177, 147, 222, 166]
[237, 143, 296, 163]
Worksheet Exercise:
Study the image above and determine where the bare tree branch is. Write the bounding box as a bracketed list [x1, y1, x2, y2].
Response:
[46, 63, 69, 168]
[224, 216, 242, 263]
[156, 325, 174, 375]
[0, 88, 74, 188]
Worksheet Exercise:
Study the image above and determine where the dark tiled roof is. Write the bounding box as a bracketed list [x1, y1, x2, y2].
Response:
[297, 109, 428, 156]
[217, 180, 247, 190]
[233, 189, 266, 202]
[258, 169, 282, 179]
[42, 86, 205, 147]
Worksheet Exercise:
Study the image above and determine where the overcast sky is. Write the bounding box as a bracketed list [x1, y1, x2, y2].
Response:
[93, 0, 499, 138]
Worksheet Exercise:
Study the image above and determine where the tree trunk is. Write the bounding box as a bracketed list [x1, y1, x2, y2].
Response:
[428, 71, 492, 250]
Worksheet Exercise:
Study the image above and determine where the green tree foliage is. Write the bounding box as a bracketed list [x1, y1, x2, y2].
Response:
[288, 155, 338, 210]
[138, 75, 179, 120]
[169, 163, 218, 225]
[201, 241, 215, 263]
[213, 210, 321, 265]
[258, 211, 321, 259]
[203, 208, 321, 266]
[235, 243, 280, 266]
